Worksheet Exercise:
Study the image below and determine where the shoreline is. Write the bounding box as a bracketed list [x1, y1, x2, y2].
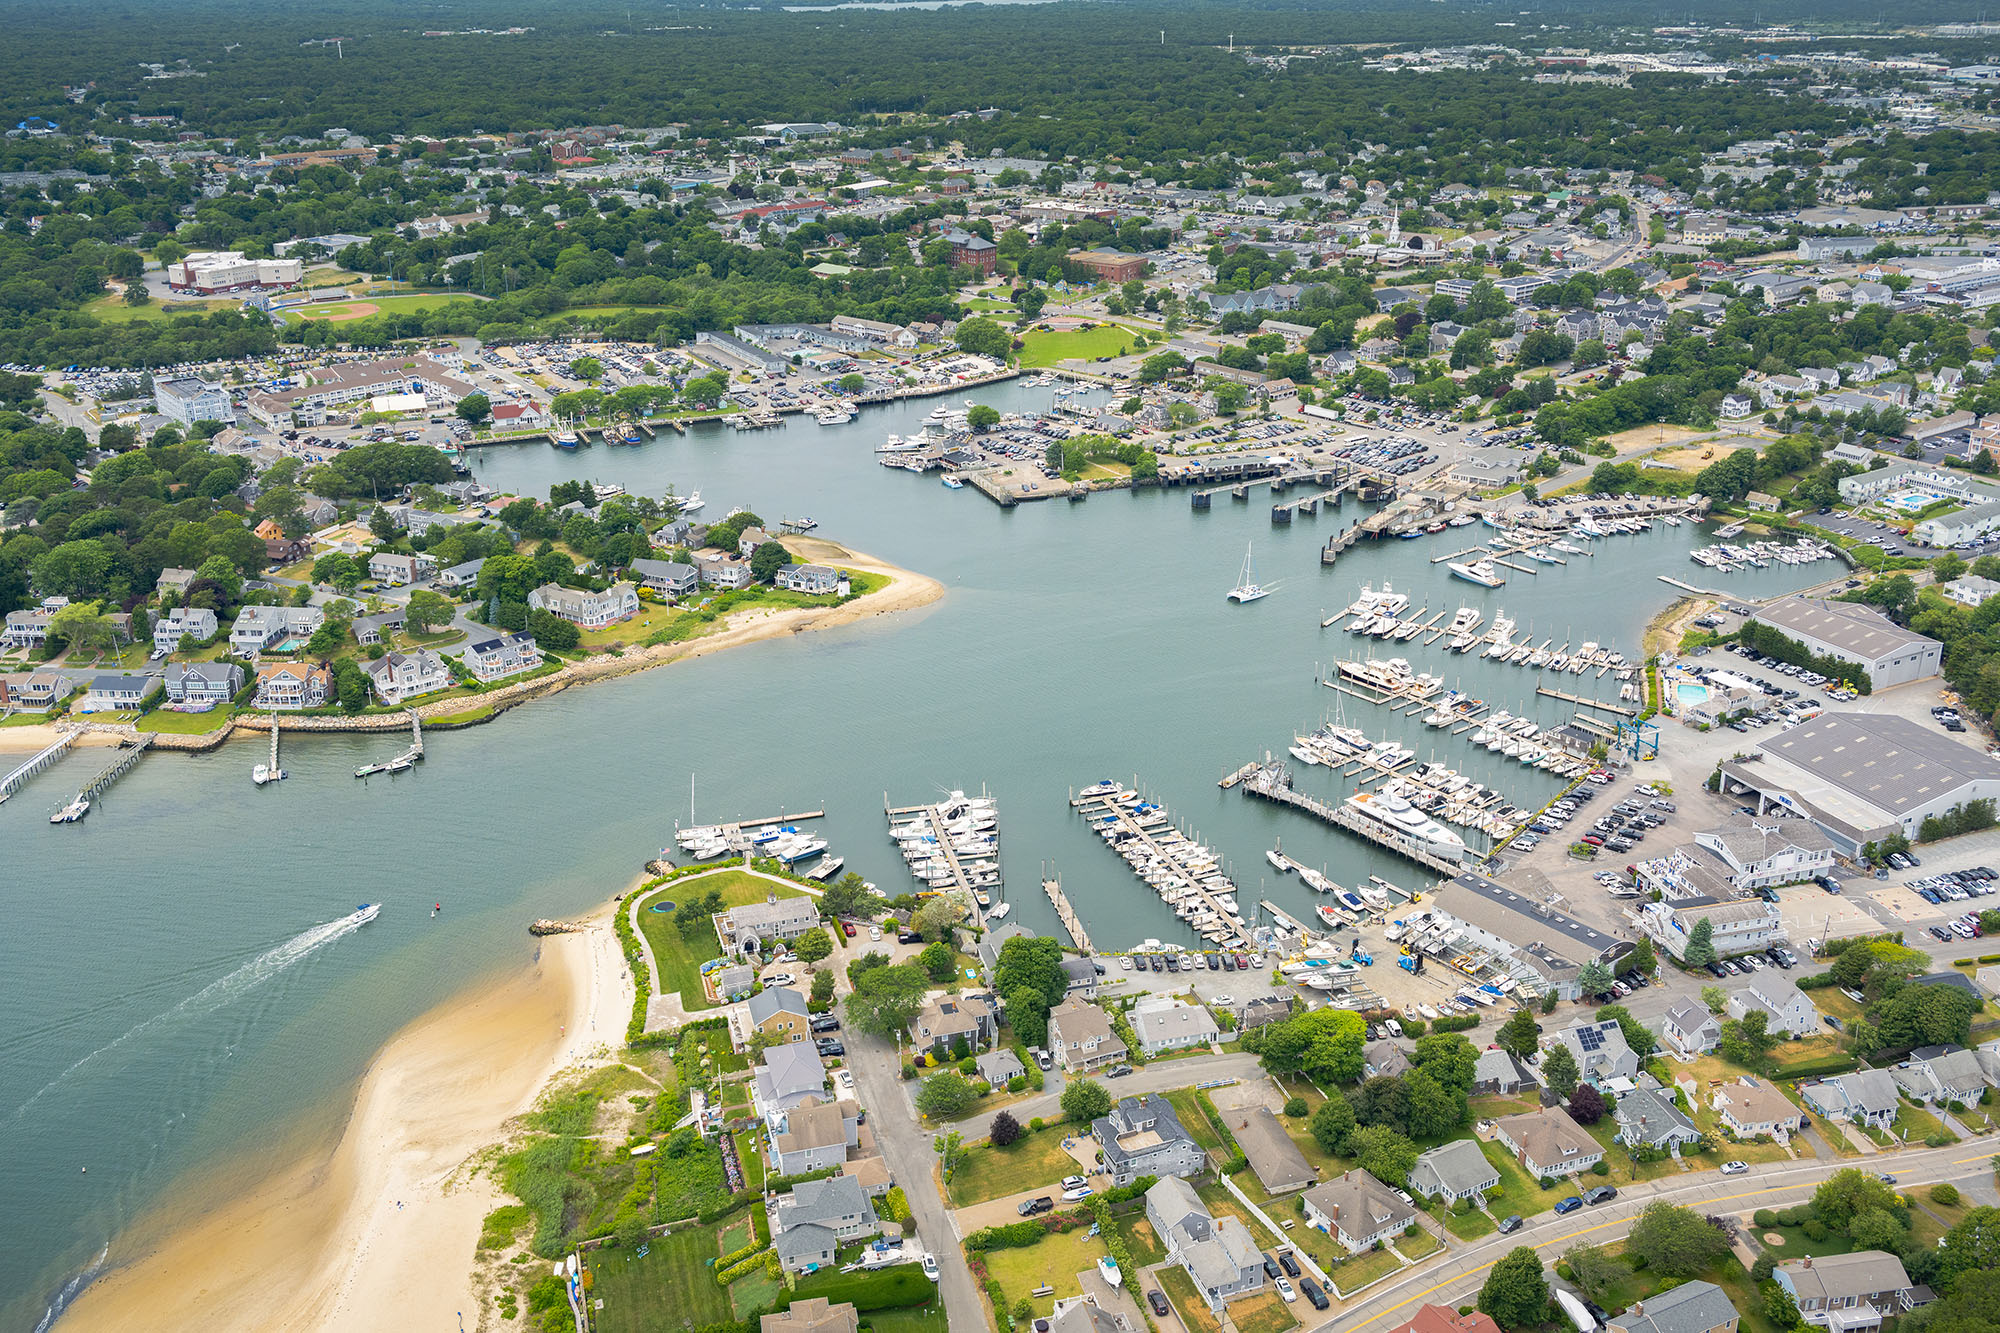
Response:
[56, 898, 630, 1333]
[0, 540, 942, 756]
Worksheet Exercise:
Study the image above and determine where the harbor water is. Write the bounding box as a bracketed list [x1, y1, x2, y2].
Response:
[0, 381, 1834, 1326]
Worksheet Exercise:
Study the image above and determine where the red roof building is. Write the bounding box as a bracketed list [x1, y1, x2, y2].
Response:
[1389, 1307, 1505, 1333]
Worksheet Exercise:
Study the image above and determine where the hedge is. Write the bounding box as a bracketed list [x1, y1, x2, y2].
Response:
[1794, 972, 1838, 990]
[1430, 1014, 1480, 1033]
[717, 1247, 771, 1284]
[764, 1165, 843, 1194]
[1772, 1053, 1859, 1079]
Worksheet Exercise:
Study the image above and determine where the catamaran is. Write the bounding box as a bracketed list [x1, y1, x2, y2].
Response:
[1227, 542, 1270, 603]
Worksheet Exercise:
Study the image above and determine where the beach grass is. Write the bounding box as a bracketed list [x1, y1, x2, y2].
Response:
[945, 1123, 1080, 1206]
[587, 1225, 736, 1333]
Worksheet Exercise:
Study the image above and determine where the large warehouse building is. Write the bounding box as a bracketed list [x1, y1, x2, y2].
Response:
[1421, 872, 1632, 1001]
[1751, 596, 1942, 689]
[1720, 712, 2000, 855]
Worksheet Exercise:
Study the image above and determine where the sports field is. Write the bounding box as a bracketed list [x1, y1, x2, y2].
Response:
[281, 293, 481, 322]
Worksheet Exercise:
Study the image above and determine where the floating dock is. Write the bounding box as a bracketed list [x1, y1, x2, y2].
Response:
[355, 712, 427, 778]
[1071, 783, 1249, 949]
[1238, 761, 1465, 876]
[885, 789, 999, 897]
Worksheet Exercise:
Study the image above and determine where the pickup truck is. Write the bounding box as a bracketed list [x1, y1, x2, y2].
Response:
[1017, 1196, 1054, 1217]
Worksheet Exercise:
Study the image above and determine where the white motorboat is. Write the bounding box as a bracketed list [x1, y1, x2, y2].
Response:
[354, 903, 382, 924]
[986, 902, 1011, 921]
[677, 490, 705, 514]
[1344, 791, 1467, 861]
[1449, 559, 1506, 589]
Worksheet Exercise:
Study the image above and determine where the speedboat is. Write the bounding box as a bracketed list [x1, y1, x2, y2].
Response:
[942, 476, 965, 490]
[678, 490, 705, 514]
[355, 903, 381, 924]
[1098, 1256, 1121, 1287]
[1267, 849, 1291, 872]
[986, 902, 1011, 921]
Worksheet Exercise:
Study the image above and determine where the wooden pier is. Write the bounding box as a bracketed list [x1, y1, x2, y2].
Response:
[885, 791, 998, 897]
[1238, 762, 1463, 876]
[1043, 876, 1092, 952]
[1072, 786, 1249, 949]
[0, 729, 77, 800]
[1218, 762, 1261, 789]
[1535, 686, 1635, 716]
[70, 734, 155, 804]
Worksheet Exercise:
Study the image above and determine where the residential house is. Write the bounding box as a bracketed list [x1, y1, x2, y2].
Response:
[773, 1175, 878, 1245]
[973, 921, 1033, 985]
[1303, 1170, 1418, 1254]
[1614, 1078, 1703, 1153]
[152, 607, 217, 654]
[1044, 1298, 1125, 1333]
[1047, 997, 1127, 1073]
[769, 1097, 860, 1176]
[156, 567, 198, 596]
[776, 564, 842, 596]
[434, 558, 486, 591]
[0, 670, 64, 710]
[974, 1048, 1024, 1088]
[368, 551, 438, 587]
[908, 993, 997, 1056]
[1547, 1018, 1639, 1088]
[1229, 1107, 1317, 1196]
[1093, 1094, 1206, 1187]
[1800, 1070, 1900, 1130]
[229, 605, 323, 657]
[713, 894, 821, 957]
[752, 1044, 828, 1131]
[696, 554, 753, 589]
[351, 610, 405, 647]
[1145, 1176, 1266, 1311]
[1234, 995, 1293, 1035]
[526, 581, 640, 627]
[1387, 1307, 1505, 1333]
[761, 1298, 859, 1333]
[772, 1223, 838, 1276]
[1727, 977, 1820, 1039]
[361, 649, 451, 704]
[746, 986, 812, 1046]
[1128, 995, 1219, 1057]
[1890, 1045, 1991, 1106]
[1471, 1049, 1538, 1096]
[463, 633, 541, 683]
[630, 558, 699, 599]
[4, 607, 52, 649]
[77, 674, 160, 712]
[253, 662, 332, 710]
[737, 526, 775, 558]
[1059, 956, 1100, 999]
[1773, 1252, 1926, 1333]
[1366, 1040, 1414, 1079]
[1711, 1078, 1805, 1140]
[1408, 1139, 1501, 1205]
[163, 661, 243, 708]
[1606, 1280, 1741, 1333]
[1492, 1107, 1605, 1180]
[1661, 1001, 1723, 1060]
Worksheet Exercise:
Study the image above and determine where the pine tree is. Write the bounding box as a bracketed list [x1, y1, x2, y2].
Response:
[1683, 917, 1717, 968]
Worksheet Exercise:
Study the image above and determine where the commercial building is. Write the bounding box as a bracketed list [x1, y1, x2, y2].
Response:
[1751, 597, 1941, 689]
[154, 377, 235, 428]
[244, 354, 478, 428]
[1638, 896, 1783, 963]
[1421, 872, 1632, 1001]
[169, 251, 303, 294]
[1068, 249, 1148, 283]
[1721, 712, 2000, 855]
[945, 229, 998, 275]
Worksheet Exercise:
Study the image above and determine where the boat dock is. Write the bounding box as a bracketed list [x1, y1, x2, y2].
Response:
[1043, 875, 1092, 952]
[1238, 761, 1465, 876]
[1535, 686, 1636, 716]
[355, 712, 427, 778]
[885, 790, 999, 897]
[1218, 762, 1262, 789]
[0, 729, 77, 800]
[1271, 487, 1351, 523]
[1321, 522, 1365, 564]
[63, 734, 154, 810]
[1070, 784, 1249, 949]
[1657, 575, 1723, 596]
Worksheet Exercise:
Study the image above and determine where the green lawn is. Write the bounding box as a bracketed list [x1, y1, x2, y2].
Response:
[1114, 1212, 1167, 1266]
[1440, 1205, 1496, 1241]
[1017, 323, 1143, 368]
[1164, 1089, 1228, 1155]
[1395, 1228, 1443, 1260]
[980, 1226, 1109, 1319]
[1159, 1265, 1223, 1333]
[1197, 1182, 1280, 1247]
[587, 1226, 736, 1333]
[1322, 1245, 1403, 1296]
[729, 1265, 783, 1320]
[138, 707, 236, 734]
[83, 292, 237, 322]
[784, 1263, 935, 1314]
[1229, 1290, 1301, 1333]
[1478, 1140, 1573, 1220]
[634, 871, 812, 1010]
[280, 292, 481, 322]
[1892, 1103, 1957, 1144]
[861, 1308, 950, 1333]
[1751, 1221, 1858, 1263]
[946, 1124, 1079, 1206]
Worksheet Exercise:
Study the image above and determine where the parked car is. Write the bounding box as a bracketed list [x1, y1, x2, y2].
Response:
[1584, 1186, 1618, 1205]
[1720, 1161, 1749, 1175]
[1498, 1214, 1524, 1234]
[1301, 1277, 1330, 1311]
[1261, 1253, 1281, 1278]
[1018, 1196, 1054, 1216]
[1107, 1063, 1133, 1078]
[1275, 1278, 1297, 1303]
[1555, 1196, 1584, 1215]
[815, 1038, 844, 1057]
[1278, 1250, 1302, 1278]
[1061, 1175, 1089, 1191]
[1148, 1290, 1170, 1317]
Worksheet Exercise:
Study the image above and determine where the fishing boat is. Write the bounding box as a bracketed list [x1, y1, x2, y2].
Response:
[1448, 559, 1506, 589]
[251, 762, 286, 785]
[1316, 903, 1349, 928]
[553, 430, 581, 449]
[1481, 511, 1508, 530]
[942, 475, 965, 490]
[1446, 513, 1478, 527]
[1227, 542, 1270, 603]
[1266, 848, 1290, 872]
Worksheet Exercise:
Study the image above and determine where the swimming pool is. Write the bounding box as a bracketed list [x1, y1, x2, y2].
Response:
[1675, 682, 1710, 707]
[1886, 490, 1957, 513]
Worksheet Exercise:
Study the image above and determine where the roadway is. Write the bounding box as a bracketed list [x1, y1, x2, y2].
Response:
[1304, 1135, 2000, 1333]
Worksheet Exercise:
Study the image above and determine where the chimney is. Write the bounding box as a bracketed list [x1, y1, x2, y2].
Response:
[1631, 1303, 1642, 1318]
[1803, 1257, 1812, 1269]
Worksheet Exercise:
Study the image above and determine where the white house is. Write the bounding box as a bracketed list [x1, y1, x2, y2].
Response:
[527, 581, 640, 627]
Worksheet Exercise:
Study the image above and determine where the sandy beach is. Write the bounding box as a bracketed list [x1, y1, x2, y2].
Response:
[0, 725, 128, 754]
[59, 903, 630, 1332]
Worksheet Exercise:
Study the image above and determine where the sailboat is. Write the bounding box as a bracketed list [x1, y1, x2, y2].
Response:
[1227, 542, 1270, 603]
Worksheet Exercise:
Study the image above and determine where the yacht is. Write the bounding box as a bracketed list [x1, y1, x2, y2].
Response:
[816, 407, 854, 426]
[677, 490, 704, 514]
[1227, 542, 1270, 603]
[1266, 849, 1291, 872]
[1344, 791, 1467, 861]
[1345, 583, 1409, 619]
[1445, 607, 1481, 638]
[1449, 559, 1506, 589]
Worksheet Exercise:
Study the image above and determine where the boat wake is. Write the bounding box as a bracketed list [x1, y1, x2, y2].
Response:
[2, 907, 377, 1129]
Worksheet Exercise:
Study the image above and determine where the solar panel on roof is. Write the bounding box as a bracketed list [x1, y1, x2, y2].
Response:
[1577, 1027, 1603, 1052]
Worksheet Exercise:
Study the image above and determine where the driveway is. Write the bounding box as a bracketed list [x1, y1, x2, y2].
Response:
[955, 1053, 1264, 1140]
[844, 1018, 987, 1331]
